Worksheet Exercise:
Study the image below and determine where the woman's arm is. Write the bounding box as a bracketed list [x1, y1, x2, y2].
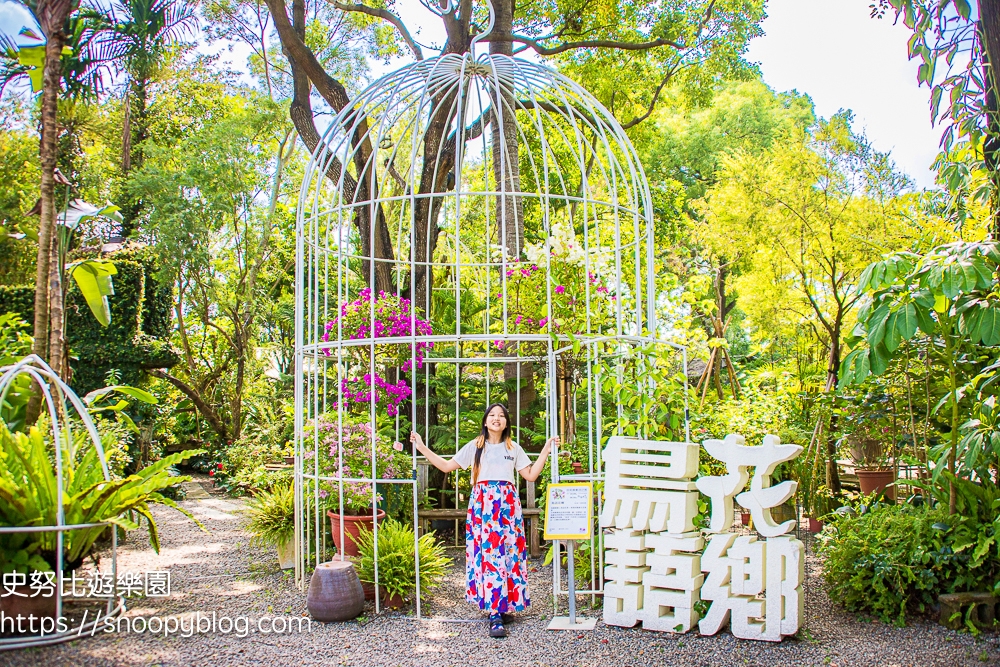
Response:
[518, 436, 559, 483]
[410, 432, 462, 474]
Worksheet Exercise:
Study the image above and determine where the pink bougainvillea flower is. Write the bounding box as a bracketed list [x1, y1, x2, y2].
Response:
[393, 441, 404, 452]
[554, 285, 565, 294]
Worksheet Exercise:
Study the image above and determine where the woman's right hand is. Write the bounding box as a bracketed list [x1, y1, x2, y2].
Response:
[409, 431, 424, 451]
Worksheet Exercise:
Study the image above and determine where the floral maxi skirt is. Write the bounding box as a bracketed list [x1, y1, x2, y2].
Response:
[465, 480, 530, 614]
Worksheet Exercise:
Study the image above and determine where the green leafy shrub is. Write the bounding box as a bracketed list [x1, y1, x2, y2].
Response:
[245, 481, 294, 548]
[353, 519, 451, 603]
[0, 247, 178, 395]
[817, 484, 1000, 625]
[0, 422, 205, 573]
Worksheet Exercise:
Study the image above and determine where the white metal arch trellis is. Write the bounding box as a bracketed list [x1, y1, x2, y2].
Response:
[0, 355, 124, 650]
[294, 0, 688, 618]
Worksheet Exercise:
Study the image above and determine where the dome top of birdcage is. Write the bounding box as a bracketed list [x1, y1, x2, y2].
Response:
[298, 4, 657, 349]
[302, 47, 651, 214]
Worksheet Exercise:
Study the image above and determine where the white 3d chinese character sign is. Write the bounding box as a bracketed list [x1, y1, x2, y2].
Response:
[601, 434, 804, 642]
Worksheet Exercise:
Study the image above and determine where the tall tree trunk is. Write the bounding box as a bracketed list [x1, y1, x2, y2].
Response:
[490, 0, 536, 430]
[34, 24, 67, 370]
[824, 324, 843, 493]
[47, 223, 65, 378]
[120, 79, 150, 238]
[27, 0, 72, 422]
[269, 0, 396, 295]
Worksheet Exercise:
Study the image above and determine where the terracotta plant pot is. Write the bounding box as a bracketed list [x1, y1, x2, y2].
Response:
[857, 467, 896, 500]
[381, 591, 406, 610]
[307, 560, 365, 622]
[804, 516, 824, 533]
[327, 509, 386, 558]
[277, 538, 295, 570]
[283, 456, 295, 465]
[740, 512, 751, 526]
[0, 586, 57, 632]
[571, 462, 584, 475]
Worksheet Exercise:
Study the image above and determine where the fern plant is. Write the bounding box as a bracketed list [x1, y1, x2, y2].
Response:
[0, 422, 204, 572]
[353, 519, 451, 603]
[245, 481, 295, 548]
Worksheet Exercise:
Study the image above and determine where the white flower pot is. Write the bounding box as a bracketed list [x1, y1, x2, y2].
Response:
[277, 538, 295, 569]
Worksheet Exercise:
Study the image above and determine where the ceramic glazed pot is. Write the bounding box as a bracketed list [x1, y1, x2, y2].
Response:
[277, 538, 295, 570]
[326, 509, 386, 558]
[857, 467, 896, 500]
[307, 560, 365, 622]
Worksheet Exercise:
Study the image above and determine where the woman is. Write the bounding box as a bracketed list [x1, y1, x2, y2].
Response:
[410, 403, 557, 638]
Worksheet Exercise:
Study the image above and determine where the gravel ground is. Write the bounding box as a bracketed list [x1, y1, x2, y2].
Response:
[0, 477, 996, 667]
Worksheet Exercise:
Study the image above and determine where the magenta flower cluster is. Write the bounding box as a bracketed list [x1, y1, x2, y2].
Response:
[304, 418, 409, 512]
[320, 288, 434, 417]
[337, 375, 411, 417]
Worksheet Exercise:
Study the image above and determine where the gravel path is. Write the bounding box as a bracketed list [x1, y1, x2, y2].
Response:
[0, 478, 995, 667]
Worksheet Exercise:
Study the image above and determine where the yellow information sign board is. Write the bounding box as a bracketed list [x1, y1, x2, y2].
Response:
[543, 482, 593, 541]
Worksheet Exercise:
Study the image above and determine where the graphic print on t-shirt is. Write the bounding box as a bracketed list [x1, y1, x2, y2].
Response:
[453, 439, 531, 483]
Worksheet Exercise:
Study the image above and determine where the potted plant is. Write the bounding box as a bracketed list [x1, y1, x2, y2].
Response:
[841, 392, 896, 500]
[304, 417, 410, 557]
[246, 481, 296, 569]
[0, 422, 204, 617]
[802, 485, 836, 532]
[352, 519, 451, 608]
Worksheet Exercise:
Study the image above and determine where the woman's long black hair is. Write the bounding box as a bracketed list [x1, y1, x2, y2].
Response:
[472, 403, 514, 484]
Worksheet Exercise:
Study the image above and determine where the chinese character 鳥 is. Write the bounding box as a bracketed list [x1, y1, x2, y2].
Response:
[145, 571, 171, 597]
[599, 437, 700, 534]
[601, 433, 805, 642]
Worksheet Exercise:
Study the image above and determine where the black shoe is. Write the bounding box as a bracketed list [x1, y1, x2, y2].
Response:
[488, 613, 506, 638]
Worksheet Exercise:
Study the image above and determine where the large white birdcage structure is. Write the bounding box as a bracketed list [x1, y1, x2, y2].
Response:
[294, 2, 689, 617]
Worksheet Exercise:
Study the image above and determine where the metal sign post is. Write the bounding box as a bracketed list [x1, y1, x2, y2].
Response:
[547, 538, 596, 630]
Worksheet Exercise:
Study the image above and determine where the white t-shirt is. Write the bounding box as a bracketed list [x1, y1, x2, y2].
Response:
[453, 438, 531, 484]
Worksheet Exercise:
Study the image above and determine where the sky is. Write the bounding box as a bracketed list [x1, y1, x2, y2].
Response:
[746, 0, 940, 188]
[0, 0, 942, 188]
